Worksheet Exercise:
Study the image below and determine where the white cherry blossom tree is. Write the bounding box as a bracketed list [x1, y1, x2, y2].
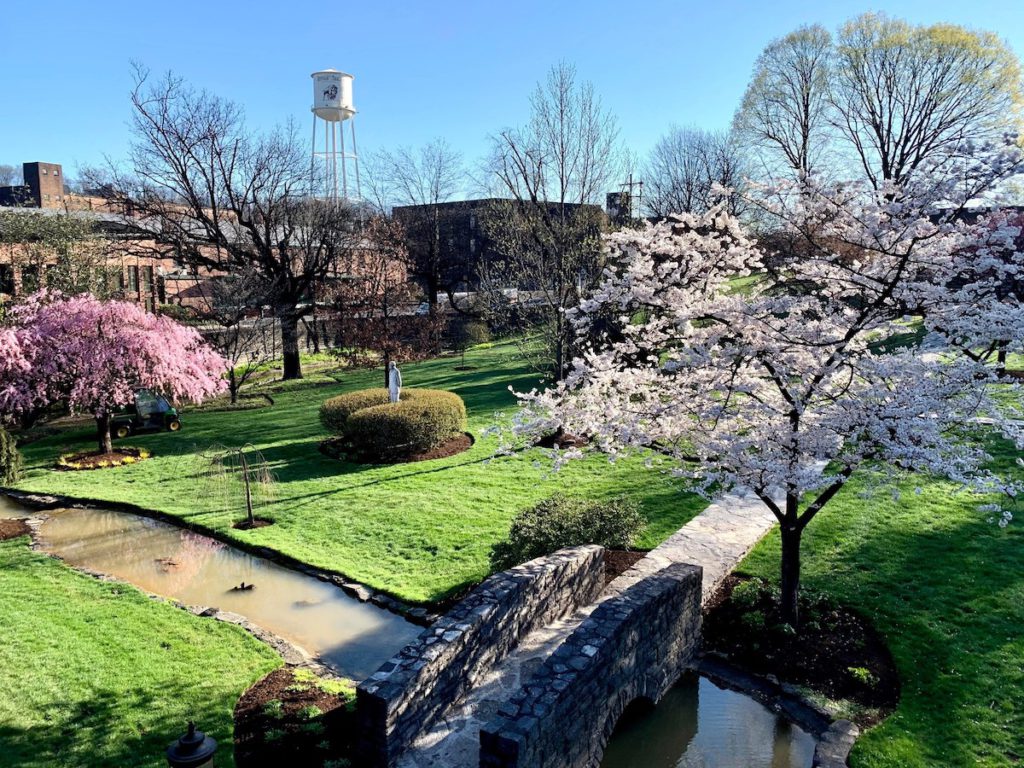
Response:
[514, 153, 1024, 626]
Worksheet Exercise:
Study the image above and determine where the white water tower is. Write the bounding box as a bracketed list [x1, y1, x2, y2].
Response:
[310, 69, 360, 201]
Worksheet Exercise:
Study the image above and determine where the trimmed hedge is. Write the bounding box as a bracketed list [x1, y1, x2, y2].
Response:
[0, 428, 21, 485]
[344, 389, 467, 461]
[320, 388, 395, 433]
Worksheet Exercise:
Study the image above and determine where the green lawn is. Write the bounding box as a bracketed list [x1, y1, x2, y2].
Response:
[11, 341, 706, 603]
[0, 534, 280, 768]
[739, 436, 1024, 768]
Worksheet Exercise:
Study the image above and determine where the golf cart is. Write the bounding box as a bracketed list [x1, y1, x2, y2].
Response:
[111, 389, 182, 439]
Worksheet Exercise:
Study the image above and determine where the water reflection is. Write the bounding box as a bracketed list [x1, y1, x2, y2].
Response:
[33, 507, 421, 680]
[601, 673, 815, 768]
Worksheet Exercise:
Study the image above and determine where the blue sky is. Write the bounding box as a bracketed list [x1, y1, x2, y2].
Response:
[2, 0, 1022, 184]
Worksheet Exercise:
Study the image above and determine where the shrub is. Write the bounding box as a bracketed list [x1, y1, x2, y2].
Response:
[320, 388, 393, 433]
[449, 318, 491, 365]
[345, 390, 467, 461]
[490, 494, 646, 570]
[0, 428, 22, 485]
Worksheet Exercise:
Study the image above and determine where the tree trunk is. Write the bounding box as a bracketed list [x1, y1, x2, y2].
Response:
[96, 413, 112, 454]
[383, 350, 391, 388]
[228, 368, 239, 404]
[780, 523, 802, 627]
[239, 449, 254, 526]
[280, 312, 303, 380]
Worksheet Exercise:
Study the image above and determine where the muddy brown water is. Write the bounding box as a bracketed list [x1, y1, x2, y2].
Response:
[601, 672, 816, 768]
[3, 500, 420, 680]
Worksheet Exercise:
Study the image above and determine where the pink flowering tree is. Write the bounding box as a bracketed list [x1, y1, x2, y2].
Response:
[0, 292, 226, 453]
[514, 155, 1024, 627]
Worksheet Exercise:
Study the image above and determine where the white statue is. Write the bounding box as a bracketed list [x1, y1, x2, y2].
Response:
[388, 361, 402, 403]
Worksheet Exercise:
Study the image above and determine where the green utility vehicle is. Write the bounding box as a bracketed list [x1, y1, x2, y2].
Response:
[111, 389, 182, 439]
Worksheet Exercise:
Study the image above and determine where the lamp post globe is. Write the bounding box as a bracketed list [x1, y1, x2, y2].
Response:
[167, 721, 217, 768]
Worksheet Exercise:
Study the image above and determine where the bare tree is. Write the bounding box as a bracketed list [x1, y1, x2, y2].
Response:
[0, 209, 121, 297]
[644, 126, 749, 217]
[191, 269, 274, 403]
[830, 13, 1024, 189]
[373, 139, 469, 318]
[328, 217, 441, 386]
[483, 62, 620, 379]
[89, 66, 360, 380]
[733, 25, 833, 181]
[0, 165, 21, 187]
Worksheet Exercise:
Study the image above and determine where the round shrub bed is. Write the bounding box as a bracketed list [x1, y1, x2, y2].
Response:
[320, 388, 395, 433]
[56, 447, 151, 471]
[320, 388, 468, 463]
[348, 390, 467, 461]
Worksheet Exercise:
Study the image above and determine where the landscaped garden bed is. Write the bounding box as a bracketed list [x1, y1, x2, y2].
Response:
[233, 668, 357, 768]
[56, 446, 151, 470]
[703, 574, 899, 726]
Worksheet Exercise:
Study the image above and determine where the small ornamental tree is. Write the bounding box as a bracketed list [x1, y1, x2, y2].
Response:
[0, 292, 226, 453]
[514, 155, 1024, 627]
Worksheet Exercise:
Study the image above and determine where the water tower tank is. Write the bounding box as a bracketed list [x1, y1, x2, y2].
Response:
[311, 70, 355, 122]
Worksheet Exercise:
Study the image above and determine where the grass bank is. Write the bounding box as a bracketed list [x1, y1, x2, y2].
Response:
[11, 341, 706, 603]
[739, 436, 1024, 767]
[0, 535, 280, 768]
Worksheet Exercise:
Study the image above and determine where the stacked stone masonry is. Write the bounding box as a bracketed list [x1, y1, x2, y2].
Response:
[478, 562, 703, 768]
[356, 545, 605, 768]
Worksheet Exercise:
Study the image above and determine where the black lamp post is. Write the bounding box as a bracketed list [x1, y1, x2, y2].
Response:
[167, 721, 217, 768]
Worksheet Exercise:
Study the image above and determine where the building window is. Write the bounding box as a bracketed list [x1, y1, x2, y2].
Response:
[53, 169, 59, 177]
[41, 169, 48, 175]
[45, 264, 59, 287]
[127, 265, 139, 292]
[0, 265, 13, 295]
[21, 265, 40, 294]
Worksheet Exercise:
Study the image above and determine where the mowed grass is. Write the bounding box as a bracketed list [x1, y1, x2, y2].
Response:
[12, 341, 706, 603]
[739, 435, 1024, 768]
[0, 535, 281, 768]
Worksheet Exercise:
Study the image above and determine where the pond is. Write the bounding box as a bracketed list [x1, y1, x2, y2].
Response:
[601, 672, 816, 768]
[3, 499, 420, 681]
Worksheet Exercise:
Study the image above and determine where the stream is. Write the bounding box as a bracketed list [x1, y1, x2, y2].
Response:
[601, 672, 816, 768]
[2, 498, 420, 680]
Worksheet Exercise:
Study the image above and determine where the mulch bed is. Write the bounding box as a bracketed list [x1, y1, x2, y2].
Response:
[233, 517, 274, 531]
[535, 430, 588, 450]
[234, 667, 356, 768]
[55, 447, 151, 471]
[702, 575, 899, 726]
[0, 519, 30, 541]
[604, 549, 646, 583]
[319, 432, 474, 465]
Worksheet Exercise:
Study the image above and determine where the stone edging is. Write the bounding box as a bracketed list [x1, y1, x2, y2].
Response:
[16, 512, 343, 681]
[696, 656, 860, 768]
[1, 488, 436, 626]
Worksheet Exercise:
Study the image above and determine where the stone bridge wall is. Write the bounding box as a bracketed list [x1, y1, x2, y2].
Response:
[356, 545, 605, 768]
[478, 562, 703, 768]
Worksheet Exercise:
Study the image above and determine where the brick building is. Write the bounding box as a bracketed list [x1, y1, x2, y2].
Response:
[0, 162, 68, 209]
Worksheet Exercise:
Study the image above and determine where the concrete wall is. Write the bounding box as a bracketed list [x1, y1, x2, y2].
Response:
[356, 545, 605, 768]
[478, 562, 703, 768]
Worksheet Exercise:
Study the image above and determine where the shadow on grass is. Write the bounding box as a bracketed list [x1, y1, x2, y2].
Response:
[0, 681, 233, 768]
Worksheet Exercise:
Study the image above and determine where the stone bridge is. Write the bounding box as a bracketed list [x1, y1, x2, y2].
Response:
[356, 488, 780, 768]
